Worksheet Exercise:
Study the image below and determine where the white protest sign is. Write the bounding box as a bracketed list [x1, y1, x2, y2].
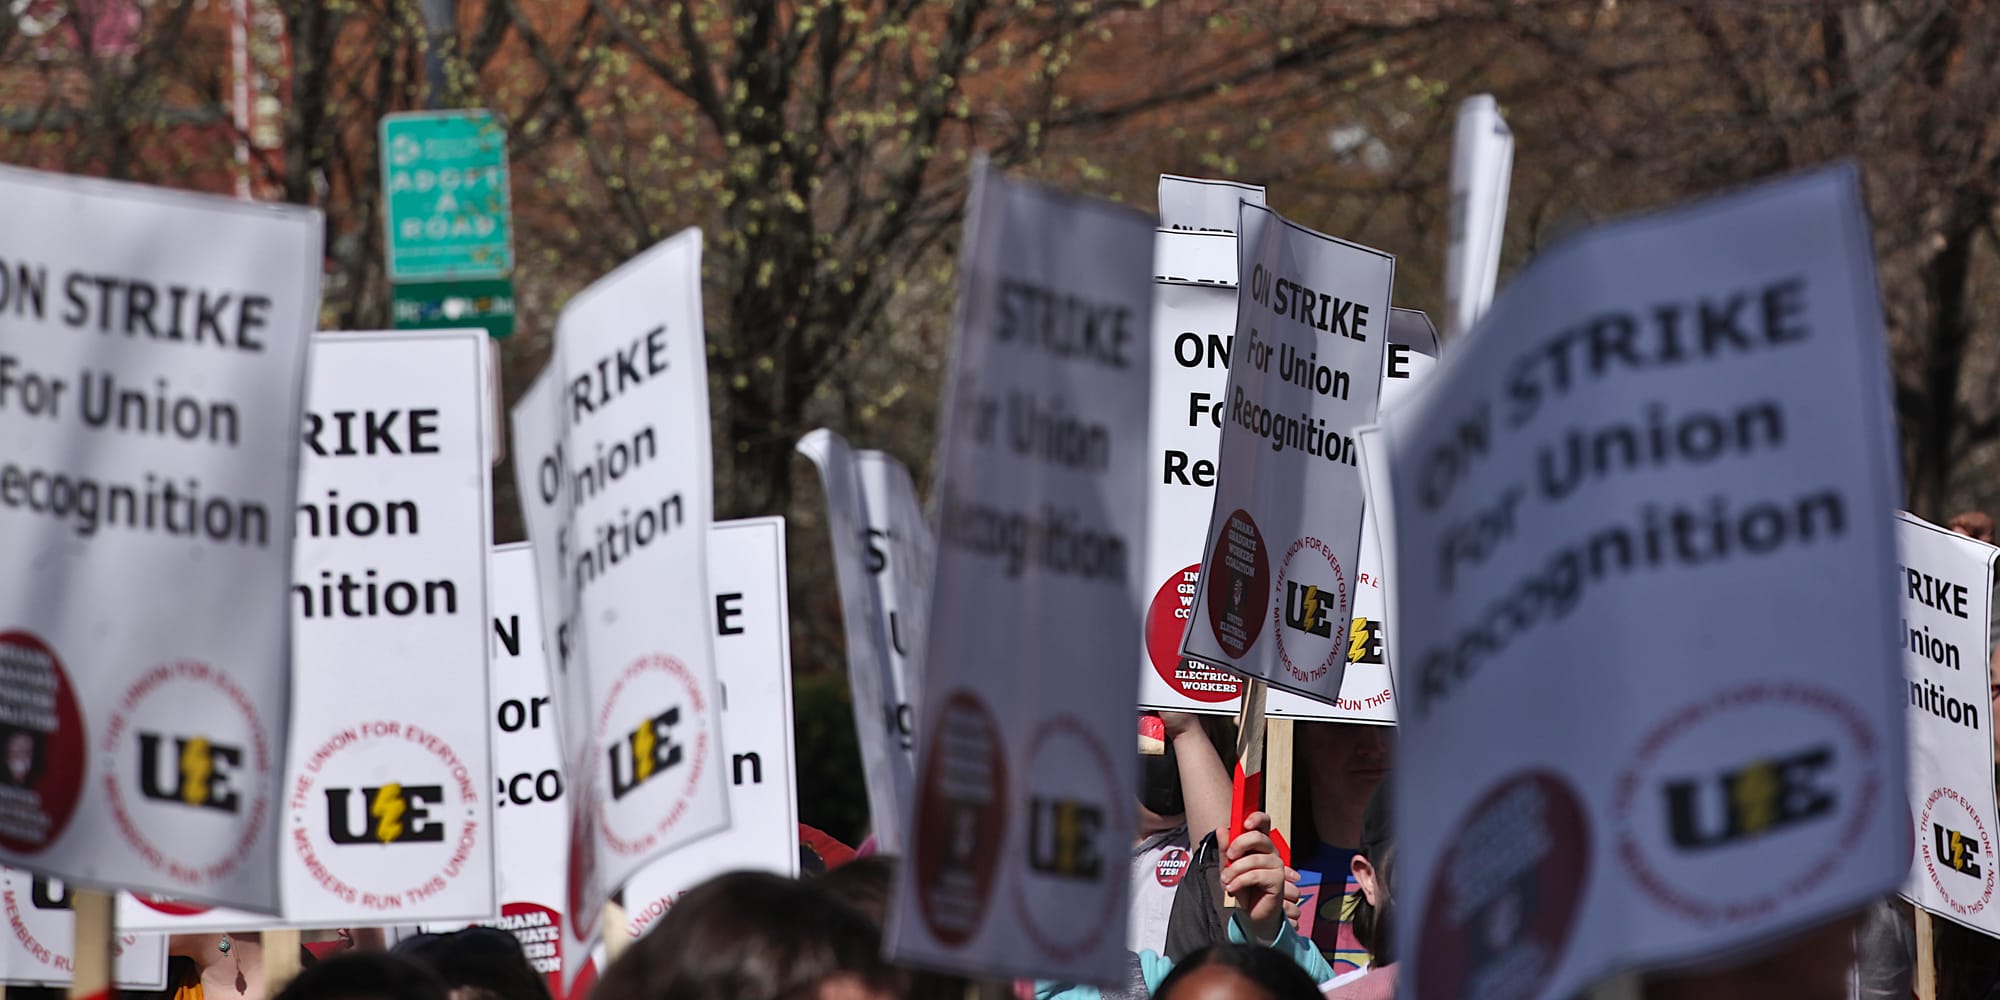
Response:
[509, 229, 728, 975]
[623, 517, 799, 937]
[1144, 171, 1422, 720]
[0, 165, 320, 910]
[885, 165, 1153, 984]
[1140, 255, 1435, 721]
[1897, 513, 2000, 935]
[119, 330, 498, 930]
[797, 430, 928, 854]
[1381, 164, 1906, 999]
[1444, 94, 1513, 341]
[282, 330, 495, 924]
[415, 544, 575, 998]
[1158, 174, 1267, 234]
[0, 872, 165, 989]
[1141, 176, 1266, 715]
[1179, 205, 1393, 706]
[1285, 312, 1439, 723]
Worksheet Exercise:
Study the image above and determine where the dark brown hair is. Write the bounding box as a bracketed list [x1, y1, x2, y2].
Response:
[593, 870, 898, 1000]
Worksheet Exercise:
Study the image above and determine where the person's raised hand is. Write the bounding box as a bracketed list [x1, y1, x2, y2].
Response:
[1159, 711, 1202, 740]
[1218, 810, 1300, 945]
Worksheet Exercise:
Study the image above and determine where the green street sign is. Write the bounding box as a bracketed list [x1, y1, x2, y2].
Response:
[381, 109, 513, 281]
[391, 278, 516, 340]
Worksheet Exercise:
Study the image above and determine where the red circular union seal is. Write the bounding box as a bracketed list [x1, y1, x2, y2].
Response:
[1271, 536, 1347, 687]
[101, 660, 272, 886]
[1156, 847, 1192, 887]
[1011, 715, 1126, 965]
[1147, 565, 1242, 703]
[913, 690, 1007, 947]
[0, 631, 84, 854]
[595, 653, 710, 857]
[1610, 682, 1879, 925]
[1416, 771, 1590, 1000]
[1919, 785, 1995, 918]
[1204, 510, 1270, 659]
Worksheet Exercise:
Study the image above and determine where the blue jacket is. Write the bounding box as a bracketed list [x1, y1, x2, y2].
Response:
[1035, 912, 1338, 999]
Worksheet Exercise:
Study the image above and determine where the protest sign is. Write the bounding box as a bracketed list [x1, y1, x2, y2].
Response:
[1179, 204, 1394, 707]
[283, 330, 495, 924]
[510, 229, 728, 974]
[1141, 231, 1434, 721]
[119, 330, 498, 931]
[622, 517, 799, 937]
[885, 165, 1153, 984]
[797, 430, 928, 854]
[0, 872, 164, 989]
[1380, 164, 1906, 999]
[0, 165, 320, 910]
[415, 544, 569, 995]
[1141, 177, 1263, 715]
[1273, 311, 1439, 723]
[1897, 513, 2000, 936]
[1444, 94, 1513, 341]
[1157, 174, 1266, 233]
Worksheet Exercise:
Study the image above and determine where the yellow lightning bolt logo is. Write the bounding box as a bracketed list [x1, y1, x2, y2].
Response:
[633, 722, 657, 785]
[179, 738, 211, 806]
[1349, 618, 1371, 663]
[1953, 832, 1970, 871]
[1732, 760, 1779, 836]
[1301, 586, 1321, 630]
[370, 784, 406, 844]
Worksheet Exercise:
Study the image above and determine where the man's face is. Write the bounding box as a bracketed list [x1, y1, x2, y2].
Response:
[1300, 722, 1392, 804]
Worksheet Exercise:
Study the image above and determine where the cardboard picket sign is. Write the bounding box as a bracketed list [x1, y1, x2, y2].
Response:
[1443, 94, 1513, 341]
[1380, 164, 1906, 999]
[622, 517, 800, 937]
[797, 430, 929, 854]
[1140, 176, 1267, 715]
[885, 164, 1154, 985]
[1896, 513, 2000, 936]
[116, 331, 497, 930]
[0, 165, 321, 910]
[1144, 172, 1428, 721]
[0, 872, 165, 988]
[282, 330, 496, 924]
[509, 229, 728, 983]
[1157, 174, 1267, 234]
[1141, 282, 1436, 722]
[439, 543, 571, 995]
[1273, 314, 1439, 723]
[1179, 204, 1394, 706]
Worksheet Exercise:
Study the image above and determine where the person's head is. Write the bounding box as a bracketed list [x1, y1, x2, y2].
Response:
[1351, 781, 1395, 964]
[1152, 944, 1323, 1000]
[272, 953, 448, 1000]
[1951, 510, 1995, 543]
[813, 856, 969, 1000]
[393, 927, 551, 1000]
[1295, 722, 1392, 846]
[594, 870, 899, 1000]
[814, 854, 896, 927]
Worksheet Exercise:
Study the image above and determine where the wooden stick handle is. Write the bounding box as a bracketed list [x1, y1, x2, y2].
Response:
[66, 890, 113, 1000]
[602, 901, 631, 961]
[1915, 907, 1938, 1000]
[264, 929, 303, 994]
